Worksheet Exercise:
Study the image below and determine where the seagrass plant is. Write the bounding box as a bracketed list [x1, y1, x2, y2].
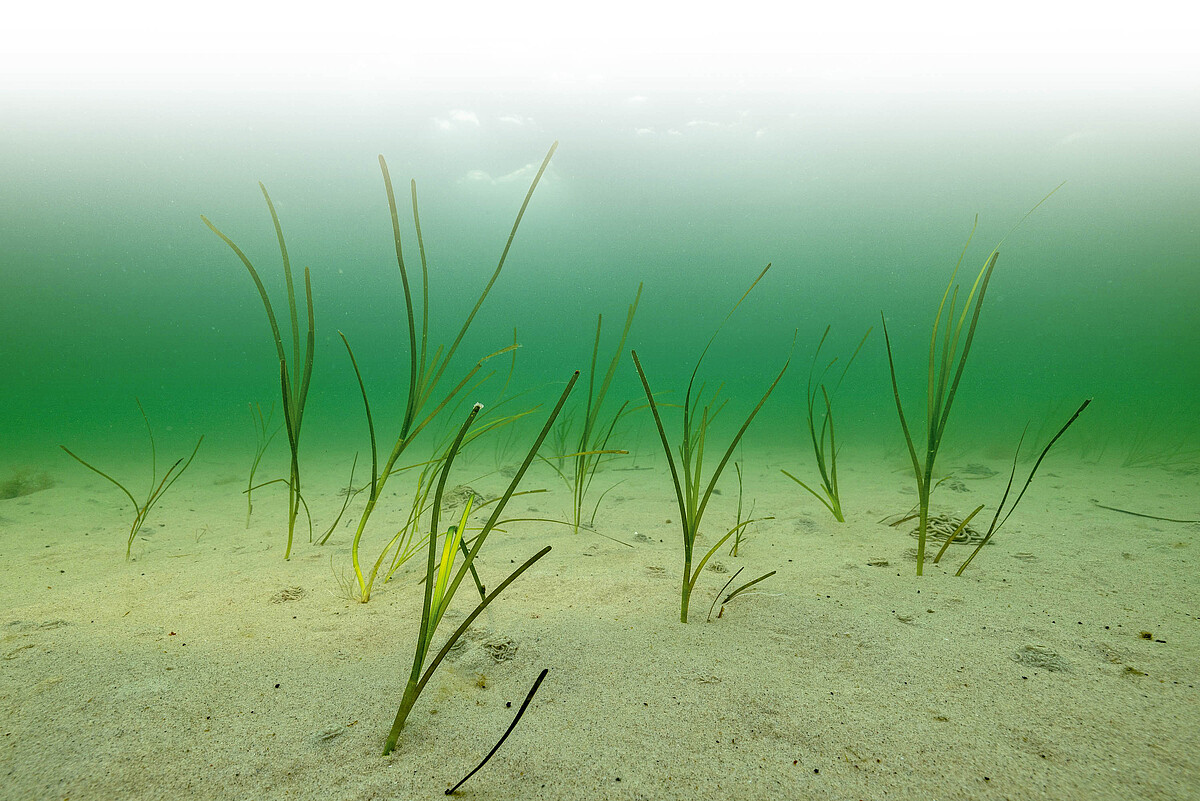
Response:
[382, 371, 578, 755]
[202, 187, 314, 560]
[61, 400, 203, 560]
[781, 324, 870, 522]
[245, 401, 278, 528]
[883, 231, 996, 576]
[341, 143, 557, 602]
[631, 264, 790, 623]
[728, 462, 749, 556]
[882, 186, 1062, 575]
[542, 283, 642, 532]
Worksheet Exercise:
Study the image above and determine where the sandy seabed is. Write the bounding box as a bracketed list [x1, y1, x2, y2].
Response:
[1, 448, 1197, 801]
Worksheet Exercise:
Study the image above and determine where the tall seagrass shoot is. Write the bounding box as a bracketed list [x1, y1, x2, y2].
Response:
[202, 186, 314, 559]
[382, 371, 579, 755]
[342, 143, 558, 602]
[632, 264, 789, 623]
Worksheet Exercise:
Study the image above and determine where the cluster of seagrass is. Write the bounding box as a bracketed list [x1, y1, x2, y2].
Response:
[61, 144, 1089, 766]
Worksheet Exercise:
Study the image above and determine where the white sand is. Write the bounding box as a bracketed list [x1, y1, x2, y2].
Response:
[2, 449, 1197, 800]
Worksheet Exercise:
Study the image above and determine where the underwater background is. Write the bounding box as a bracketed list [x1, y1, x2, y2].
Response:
[4, 14, 1199, 800]
[2, 83, 1197, 479]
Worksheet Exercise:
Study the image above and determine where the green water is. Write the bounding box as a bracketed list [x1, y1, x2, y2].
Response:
[2, 86, 1197, 478]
